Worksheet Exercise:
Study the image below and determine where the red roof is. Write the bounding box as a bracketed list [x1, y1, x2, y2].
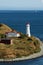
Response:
[5, 30, 20, 34]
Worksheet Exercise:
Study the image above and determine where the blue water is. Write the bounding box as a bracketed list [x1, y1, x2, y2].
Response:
[0, 10, 43, 40]
[0, 10, 43, 65]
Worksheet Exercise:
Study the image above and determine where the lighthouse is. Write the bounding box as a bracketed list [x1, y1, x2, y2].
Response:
[26, 23, 31, 37]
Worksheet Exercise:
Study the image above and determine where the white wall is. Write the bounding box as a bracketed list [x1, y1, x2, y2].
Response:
[6, 32, 20, 37]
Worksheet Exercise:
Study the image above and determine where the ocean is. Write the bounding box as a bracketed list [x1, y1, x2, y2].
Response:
[0, 10, 43, 65]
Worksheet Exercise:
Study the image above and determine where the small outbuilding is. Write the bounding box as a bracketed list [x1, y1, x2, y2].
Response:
[5, 31, 20, 38]
[0, 38, 11, 44]
[0, 38, 14, 45]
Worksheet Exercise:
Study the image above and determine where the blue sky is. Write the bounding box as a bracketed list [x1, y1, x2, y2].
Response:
[0, 0, 43, 10]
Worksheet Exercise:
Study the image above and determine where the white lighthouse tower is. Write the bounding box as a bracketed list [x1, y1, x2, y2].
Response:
[26, 23, 31, 37]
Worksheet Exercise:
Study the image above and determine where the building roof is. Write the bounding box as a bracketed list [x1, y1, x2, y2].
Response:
[5, 30, 20, 34]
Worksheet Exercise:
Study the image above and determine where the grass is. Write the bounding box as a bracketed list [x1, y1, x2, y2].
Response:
[0, 24, 41, 59]
[0, 23, 12, 34]
[0, 35, 41, 59]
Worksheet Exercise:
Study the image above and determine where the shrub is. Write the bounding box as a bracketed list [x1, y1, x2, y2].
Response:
[34, 48, 41, 53]
[0, 34, 6, 38]
[34, 40, 40, 46]
[0, 24, 2, 27]
[27, 38, 33, 42]
[16, 53, 22, 58]
[20, 34, 26, 39]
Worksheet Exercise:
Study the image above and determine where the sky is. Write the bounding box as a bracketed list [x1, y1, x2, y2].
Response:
[0, 0, 43, 10]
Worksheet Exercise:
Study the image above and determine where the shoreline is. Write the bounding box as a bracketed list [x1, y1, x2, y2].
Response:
[0, 41, 43, 62]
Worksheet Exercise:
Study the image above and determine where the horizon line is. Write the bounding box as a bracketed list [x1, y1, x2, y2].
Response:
[0, 9, 43, 11]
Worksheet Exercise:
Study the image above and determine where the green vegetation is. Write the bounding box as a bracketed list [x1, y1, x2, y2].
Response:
[0, 24, 3, 26]
[0, 23, 12, 34]
[0, 24, 41, 59]
[0, 35, 41, 59]
[0, 34, 6, 38]
[19, 33, 27, 38]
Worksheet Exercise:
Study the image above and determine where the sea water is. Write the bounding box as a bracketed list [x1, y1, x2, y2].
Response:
[0, 10, 43, 65]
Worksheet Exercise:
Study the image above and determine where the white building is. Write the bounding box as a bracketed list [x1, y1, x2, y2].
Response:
[5, 31, 20, 38]
[26, 23, 31, 37]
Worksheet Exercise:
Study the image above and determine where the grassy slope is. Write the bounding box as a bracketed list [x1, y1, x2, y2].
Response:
[0, 24, 12, 34]
[0, 36, 41, 59]
[0, 24, 41, 59]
